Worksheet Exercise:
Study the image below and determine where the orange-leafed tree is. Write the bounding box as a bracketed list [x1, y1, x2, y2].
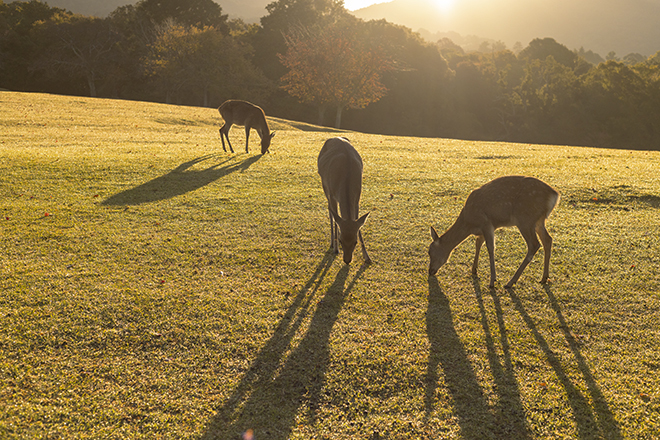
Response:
[279, 22, 391, 128]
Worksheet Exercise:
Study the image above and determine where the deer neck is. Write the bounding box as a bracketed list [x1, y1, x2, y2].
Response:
[254, 113, 268, 137]
[256, 123, 268, 138]
[337, 185, 359, 221]
[338, 198, 357, 221]
[441, 216, 472, 251]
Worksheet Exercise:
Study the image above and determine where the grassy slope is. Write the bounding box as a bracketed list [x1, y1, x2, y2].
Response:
[1, 91, 659, 439]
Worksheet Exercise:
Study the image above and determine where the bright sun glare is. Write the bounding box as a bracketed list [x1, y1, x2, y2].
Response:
[431, 0, 456, 12]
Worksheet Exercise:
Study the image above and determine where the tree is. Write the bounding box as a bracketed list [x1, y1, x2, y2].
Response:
[279, 21, 391, 128]
[0, 0, 68, 91]
[576, 47, 605, 65]
[345, 20, 452, 137]
[144, 25, 270, 106]
[606, 51, 619, 61]
[519, 38, 578, 69]
[579, 60, 658, 148]
[622, 53, 647, 65]
[512, 41, 523, 54]
[478, 40, 507, 53]
[31, 13, 120, 97]
[254, 0, 347, 81]
[517, 56, 581, 144]
[436, 37, 463, 59]
[135, 0, 228, 33]
[648, 51, 660, 66]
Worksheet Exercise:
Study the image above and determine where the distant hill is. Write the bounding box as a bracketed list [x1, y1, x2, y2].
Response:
[12, 0, 270, 22]
[351, 0, 660, 57]
[218, 0, 271, 22]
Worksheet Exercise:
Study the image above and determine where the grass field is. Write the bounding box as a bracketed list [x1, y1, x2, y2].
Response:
[1, 91, 659, 439]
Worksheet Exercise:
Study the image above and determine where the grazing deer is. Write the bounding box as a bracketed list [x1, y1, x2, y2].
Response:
[317, 137, 371, 265]
[428, 175, 560, 288]
[218, 100, 275, 154]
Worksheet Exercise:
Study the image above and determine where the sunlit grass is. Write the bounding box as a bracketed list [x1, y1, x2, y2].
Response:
[1, 91, 659, 439]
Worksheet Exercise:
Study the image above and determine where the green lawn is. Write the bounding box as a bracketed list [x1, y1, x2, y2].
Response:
[1, 91, 659, 439]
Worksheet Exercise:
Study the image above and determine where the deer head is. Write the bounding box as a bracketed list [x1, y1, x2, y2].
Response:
[428, 226, 452, 276]
[331, 209, 369, 264]
[261, 132, 276, 154]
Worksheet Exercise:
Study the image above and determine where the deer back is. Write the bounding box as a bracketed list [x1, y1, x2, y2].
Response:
[461, 176, 559, 230]
[317, 137, 363, 220]
[218, 100, 268, 132]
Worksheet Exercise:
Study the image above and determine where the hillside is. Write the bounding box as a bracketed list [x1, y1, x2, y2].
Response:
[32, 0, 134, 17]
[352, 0, 660, 57]
[1, 91, 659, 438]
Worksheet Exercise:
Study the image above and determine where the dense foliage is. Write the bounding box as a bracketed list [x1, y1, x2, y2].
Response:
[279, 19, 391, 127]
[1, 0, 659, 149]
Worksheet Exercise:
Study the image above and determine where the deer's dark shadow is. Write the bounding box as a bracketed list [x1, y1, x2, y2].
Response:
[425, 276, 493, 439]
[101, 154, 261, 206]
[544, 285, 622, 439]
[202, 257, 367, 440]
[508, 286, 622, 440]
[473, 279, 530, 438]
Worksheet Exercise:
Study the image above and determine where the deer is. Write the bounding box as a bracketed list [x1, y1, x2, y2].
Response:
[218, 100, 275, 155]
[317, 137, 371, 265]
[428, 175, 560, 288]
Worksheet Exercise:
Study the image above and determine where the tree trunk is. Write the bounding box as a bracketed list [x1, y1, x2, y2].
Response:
[334, 105, 343, 129]
[87, 72, 97, 97]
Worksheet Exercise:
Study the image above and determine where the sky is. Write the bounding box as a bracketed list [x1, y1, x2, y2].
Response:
[343, 0, 390, 11]
[350, 0, 660, 56]
[344, 0, 459, 12]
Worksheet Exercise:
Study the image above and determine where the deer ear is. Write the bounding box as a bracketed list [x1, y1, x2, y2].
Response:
[356, 212, 369, 228]
[270, 132, 276, 139]
[430, 226, 440, 241]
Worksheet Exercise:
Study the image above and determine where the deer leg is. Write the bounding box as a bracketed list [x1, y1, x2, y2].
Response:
[472, 235, 484, 276]
[333, 219, 339, 254]
[245, 126, 250, 153]
[505, 226, 541, 288]
[536, 221, 553, 283]
[358, 230, 371, 264]
[328, 209, 338, 254]
[219, 125, 227, 152]
[483, 228, 497, 288]
[220, 124, 234, 153]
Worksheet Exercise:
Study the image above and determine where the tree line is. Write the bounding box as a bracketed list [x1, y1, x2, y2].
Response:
[2, 0, 659, 150]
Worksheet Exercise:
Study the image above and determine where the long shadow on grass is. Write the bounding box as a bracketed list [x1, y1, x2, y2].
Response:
[508, 287, 622, 440]
[202, 256, 366, 440]
[473, 280, 531, 438]
[543, 285, 623, 439]
[101, 154, 261, 205]
[425, 277, 494, 439]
